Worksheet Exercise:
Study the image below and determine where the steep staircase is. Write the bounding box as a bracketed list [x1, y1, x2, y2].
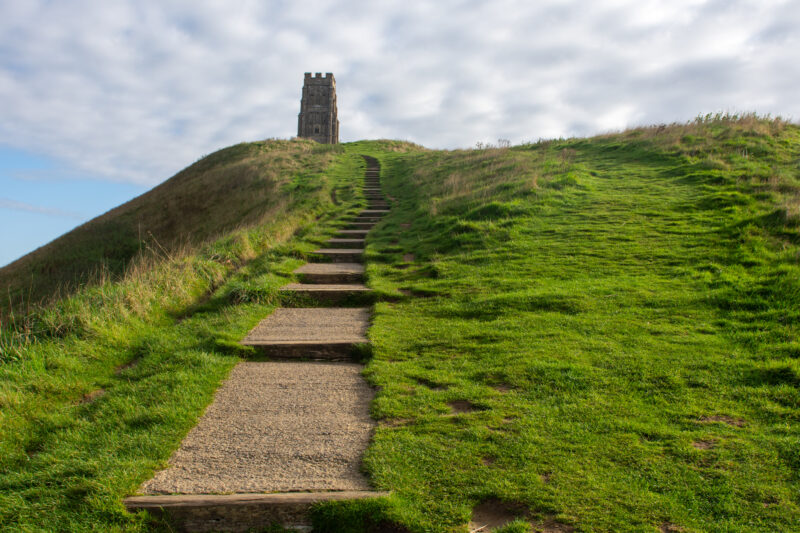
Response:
[124, 156, 389, 531]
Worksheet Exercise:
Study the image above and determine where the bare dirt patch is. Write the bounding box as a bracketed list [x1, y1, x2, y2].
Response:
[115, 359, 140, 374]
[492, 383, 513, 393]
[482, 456, 496, 466]
[400, 223, 411, 229]
[403, 253, 415, 262]
[692, 439, 716, 450]
[380, 418, 413, 428]
[660, 522, 685, 533]
[469, 498, 528, 531]
[448, 400, 480, 414]
[78, 389, 106, 405]
[699, 415, 745, 427]
[540, 472, 552, 483]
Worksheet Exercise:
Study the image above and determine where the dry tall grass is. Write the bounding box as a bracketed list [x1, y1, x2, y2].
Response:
[0, 139, 337, 320]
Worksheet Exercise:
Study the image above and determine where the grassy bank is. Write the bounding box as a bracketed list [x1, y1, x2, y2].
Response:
[349, 117, 800, 531]
[0, 139, 340, 317]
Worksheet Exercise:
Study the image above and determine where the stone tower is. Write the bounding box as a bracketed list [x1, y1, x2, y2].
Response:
[297, 72, 339, 144]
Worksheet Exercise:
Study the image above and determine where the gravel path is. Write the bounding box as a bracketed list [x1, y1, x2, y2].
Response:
[141, 362, 375, 494]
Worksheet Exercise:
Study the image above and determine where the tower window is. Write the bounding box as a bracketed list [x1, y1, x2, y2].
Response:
[314, 126, 320, 134]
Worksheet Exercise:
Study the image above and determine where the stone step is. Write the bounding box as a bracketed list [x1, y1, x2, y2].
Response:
[326, 238, 365, 248]
[294, 262, 365, 283]
[124, 491, 388, 532]
[367, 203, 390, 209]
[354, 217, 382, 223]
[313, 248, 364, 262]
[360, 209, 390, 215]
[346, 222, 377, 229]
[336, 229, 370, 237]
[280, 283, 372, 304]
[241, 307, 370, 358]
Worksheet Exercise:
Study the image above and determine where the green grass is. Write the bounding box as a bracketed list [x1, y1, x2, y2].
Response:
[2, 117, 799, 532]
[342, 117, 800, 532]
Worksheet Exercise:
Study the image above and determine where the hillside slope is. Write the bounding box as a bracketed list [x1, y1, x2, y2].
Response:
[350, 117, 800, 532]
[1, 118, 799, 532]
[0, 139, 339, 316]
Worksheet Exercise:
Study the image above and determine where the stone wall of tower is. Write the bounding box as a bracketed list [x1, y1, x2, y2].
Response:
[297, 72, 339, 144]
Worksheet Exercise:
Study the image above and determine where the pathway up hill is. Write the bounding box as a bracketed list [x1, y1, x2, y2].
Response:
[125, 157, 391, 531]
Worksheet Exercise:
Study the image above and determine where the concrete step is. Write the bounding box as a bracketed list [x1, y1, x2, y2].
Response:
[280, 283, 372, 304]
[313, 248, 364, 262]
[346, 222, 377, 229]
[336, 229, 370, 237]
[241, 307, 370, 358]
[124, 491, 388, 532]
[326, 238, 365, 248]
[294, 262, 364, 283]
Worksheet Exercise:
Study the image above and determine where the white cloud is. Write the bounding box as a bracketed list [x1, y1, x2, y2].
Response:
[0, 0, 798, 186]
[0, 198, 84, 219]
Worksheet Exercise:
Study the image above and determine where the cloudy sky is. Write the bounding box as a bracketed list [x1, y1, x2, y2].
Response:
[1, 0, 799, 266]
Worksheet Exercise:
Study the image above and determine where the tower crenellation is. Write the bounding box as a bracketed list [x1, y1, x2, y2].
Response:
[297, 72, 339, 144]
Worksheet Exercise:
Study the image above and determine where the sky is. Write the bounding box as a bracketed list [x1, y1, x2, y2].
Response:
[1, 0, 799, 267]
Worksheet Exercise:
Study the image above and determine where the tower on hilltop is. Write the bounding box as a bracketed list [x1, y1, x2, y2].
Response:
[297, 72, 339, 144]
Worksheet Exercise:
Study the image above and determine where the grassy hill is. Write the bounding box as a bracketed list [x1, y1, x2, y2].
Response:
[0, 139, 341, 318]
[1, 117, 799, 532]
